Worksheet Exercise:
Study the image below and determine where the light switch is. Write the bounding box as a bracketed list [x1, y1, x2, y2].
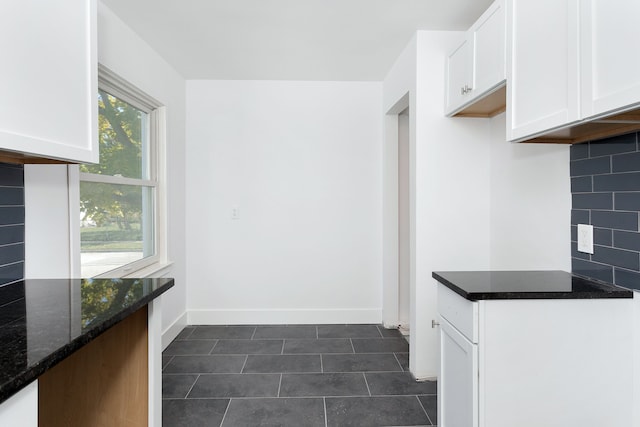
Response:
[577, 224, 594, 254]
[231, 206, 240, 220]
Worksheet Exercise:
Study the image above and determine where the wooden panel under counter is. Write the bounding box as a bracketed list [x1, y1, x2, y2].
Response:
[39, 307, 148, 427]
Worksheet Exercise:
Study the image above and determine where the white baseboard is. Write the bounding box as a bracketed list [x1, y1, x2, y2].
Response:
[187, 308, 382, 325]
[161, 311, 188, 350]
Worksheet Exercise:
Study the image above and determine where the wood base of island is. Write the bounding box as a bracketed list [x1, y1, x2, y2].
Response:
[39, 306, 148, 427]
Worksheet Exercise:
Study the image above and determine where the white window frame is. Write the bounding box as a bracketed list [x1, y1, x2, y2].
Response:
[70, 64, 167, 279]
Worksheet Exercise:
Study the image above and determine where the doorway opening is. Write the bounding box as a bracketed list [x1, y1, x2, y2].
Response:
[397, 108, 410, 338]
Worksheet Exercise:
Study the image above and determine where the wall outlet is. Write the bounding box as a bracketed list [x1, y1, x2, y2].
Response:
[577, 224, 594, 254]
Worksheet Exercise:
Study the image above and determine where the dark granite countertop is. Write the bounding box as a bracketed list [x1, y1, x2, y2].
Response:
[432, 270, 633, 301]
[0, 277, 174, 405]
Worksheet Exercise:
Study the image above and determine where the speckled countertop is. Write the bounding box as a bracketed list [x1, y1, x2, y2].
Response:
[0, 277, 174, 404]
[432, 270, 632, 301]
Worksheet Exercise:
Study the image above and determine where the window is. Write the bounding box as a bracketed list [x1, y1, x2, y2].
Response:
[79, 67, 163, 278]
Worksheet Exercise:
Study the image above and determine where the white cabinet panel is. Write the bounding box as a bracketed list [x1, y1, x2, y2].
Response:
[581, 0, 640, 118]
[439, 318, 478, 427]
[0, 0, 97, 163]
[471, 0, 506, 97]
[507, 0, 580, 141]
[445, 0, 506, 117]
[445, 38, 473, 114]
[0, 381, 37, 427]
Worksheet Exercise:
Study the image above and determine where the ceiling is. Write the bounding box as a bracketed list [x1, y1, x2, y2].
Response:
[101, 0, 494, 81]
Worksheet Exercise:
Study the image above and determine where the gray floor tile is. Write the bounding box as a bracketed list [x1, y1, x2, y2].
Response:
[213, 339, 284, 354]
[162, 374, 199, 398]
[243, 354, 322, 373]
[418, 395, 437, 425]
[283, 338, 353, 354]
[175, 326, 196, 340]
[188, 373, 281, 398]
[395, 352, 410, 371]
[253, 325, 317, 339]
[325, 396, 430, 427]
[163, 339, 217, 355]
[164, 355, 247, 374]
[322, 353, 403, 372]
[352, 338, 409, 353]
[378, 326, 403, 338]
[222, 397, 325, 427]
[189, 325, 256, 339]
[317, 325, 383, 338]
[365, 372, 437, 396]
[280, 373, 369, 397]
[163, 398, 229, 427]
[162, 355, 174, 371]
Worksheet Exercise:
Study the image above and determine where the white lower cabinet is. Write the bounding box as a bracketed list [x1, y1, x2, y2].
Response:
[439, 319, 478, 427]
[0, 381, 37, 427]
[438, 283, 634, 427]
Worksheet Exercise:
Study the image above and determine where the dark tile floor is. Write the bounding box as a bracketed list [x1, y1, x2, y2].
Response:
[162, 324, 437, 427]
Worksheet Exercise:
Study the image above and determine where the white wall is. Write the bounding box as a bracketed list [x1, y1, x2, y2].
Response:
[488, 113, 571, 270]
[382, 31, 571, 379]
[185, 80, 383, 324]
[25, 2, 187, 347]
[383, 31, 493, 379]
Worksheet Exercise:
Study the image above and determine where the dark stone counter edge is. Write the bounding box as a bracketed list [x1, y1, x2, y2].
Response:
[0, 279, 174, 405]
[432, 272, 633, 301]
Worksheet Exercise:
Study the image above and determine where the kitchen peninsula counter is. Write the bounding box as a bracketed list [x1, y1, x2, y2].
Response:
[0, 277, 174, 426]
[432, 270, 632, 300]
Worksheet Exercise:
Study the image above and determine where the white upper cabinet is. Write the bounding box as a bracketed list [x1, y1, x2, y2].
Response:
[445, 38, 473, 114]
[581, 0, 640, 119]
[471, 0, 506, 100]
[506, 0, 580, 141]
[0, 0, 97, 163]
[445, 0, 506, 117]
[508, 0, 640, 143]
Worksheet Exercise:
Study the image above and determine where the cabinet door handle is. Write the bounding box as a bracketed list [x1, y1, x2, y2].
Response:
[461, 86, 466, 95]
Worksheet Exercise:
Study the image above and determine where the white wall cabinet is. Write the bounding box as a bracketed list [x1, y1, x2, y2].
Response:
[445, 38, 473, 114]
[580, 0, 640, 119]
[437, 283, 634, 427]
[0, 0, 97, 163]
[506, 0, 580, 141]
[445, 0, 506, 117]
[508, 0, 640, 142]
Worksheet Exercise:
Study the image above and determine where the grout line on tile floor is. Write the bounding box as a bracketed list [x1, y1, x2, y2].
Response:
[250, 326, 257, 340]
[392, 352, 404, 370]
[183, 374, 200, 399]
[316, 326, 319, 339]
[416, 395, 433, 425]
[281, 340, 285, 355]
[218, 398, 232, 427]
[277, 373, 283, 398]
[209, 340, 219, 354]
[320, 354, 323, 373]
[349, 338, 355, 354]
[323, 397, 328, 427]
[240, 355, 248, 373]
[362, 372, 372, 397]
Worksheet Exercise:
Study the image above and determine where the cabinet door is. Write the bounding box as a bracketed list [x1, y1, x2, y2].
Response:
[0, 381, 38, 427]
[439, 318, 478, 427]
[507, 0, 580, 141]
[445, 37, 473, 115]
[471, 0, 506, 97]
[581, 0, 640, 118]
[0, 0, 97, 163]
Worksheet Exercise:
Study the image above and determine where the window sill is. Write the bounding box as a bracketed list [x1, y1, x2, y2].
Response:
[123, 261, 174, 279]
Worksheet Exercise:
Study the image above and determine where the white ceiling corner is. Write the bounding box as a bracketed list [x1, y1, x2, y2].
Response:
[101, 0, 494, 81]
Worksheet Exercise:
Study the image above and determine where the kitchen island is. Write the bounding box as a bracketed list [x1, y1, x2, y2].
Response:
[433, 270, 634, 427]
[0, 277, 174, 427]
